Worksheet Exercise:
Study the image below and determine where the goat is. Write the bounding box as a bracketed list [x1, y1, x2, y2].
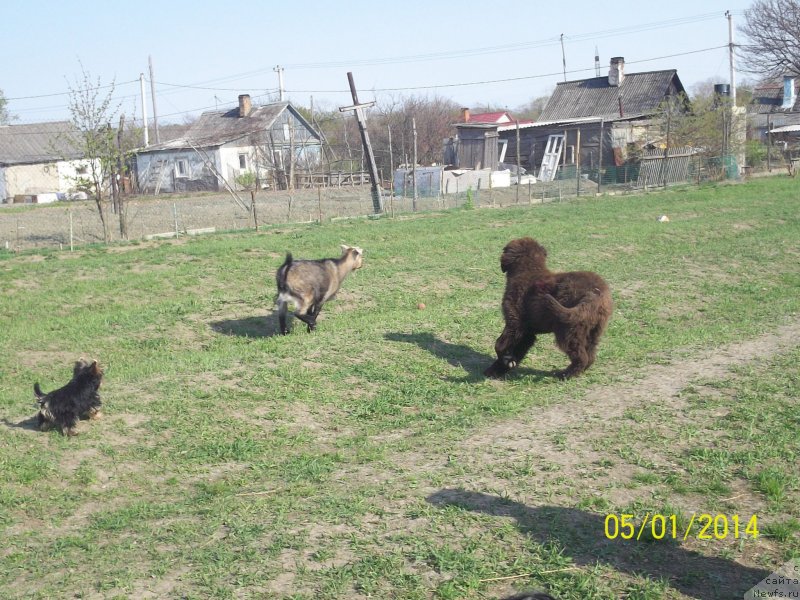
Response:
[275, 245, 364, 334]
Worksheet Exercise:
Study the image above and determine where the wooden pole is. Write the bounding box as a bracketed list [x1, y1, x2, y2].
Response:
[598, 119, 604, 195]
[576, 128, 582, 196]
[251, 190, 259, 231]
[412, 117, 418, 211]
[340, 72, 383, 213]
[317, 186, 322, 223]
[515, 120, 521, 204]
[69, 209, 74, 251]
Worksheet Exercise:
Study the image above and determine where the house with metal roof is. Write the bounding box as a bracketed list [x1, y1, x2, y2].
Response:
[748, 76, 800, 141]
[449, 58, 688, 184]
[135, 96, 321, 194]
[0, 121, 94, 203]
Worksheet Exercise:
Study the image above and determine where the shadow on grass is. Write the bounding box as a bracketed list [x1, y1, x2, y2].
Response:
[2, 416, 41, 432]
[385, 331, 555, 382]
[210, 313, 283, 338]
[427, 489, 770, 600]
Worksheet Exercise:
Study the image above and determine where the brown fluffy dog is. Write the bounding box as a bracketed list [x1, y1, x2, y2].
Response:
[484, 237, 612, 380]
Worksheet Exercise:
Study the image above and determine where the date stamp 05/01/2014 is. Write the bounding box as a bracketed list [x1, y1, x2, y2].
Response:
[604, 513, 759, 541]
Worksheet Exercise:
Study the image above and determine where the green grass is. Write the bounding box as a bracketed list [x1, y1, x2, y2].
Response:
[1, 177, 798, 599]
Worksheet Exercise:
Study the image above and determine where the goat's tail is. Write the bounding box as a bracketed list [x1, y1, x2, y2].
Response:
[276, 253, 293, 295]
[276, 253, 294, 334]
[33, 383, 45, 401]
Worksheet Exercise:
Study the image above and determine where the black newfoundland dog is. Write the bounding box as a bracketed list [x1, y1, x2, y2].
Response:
[484, 237, 612, 380]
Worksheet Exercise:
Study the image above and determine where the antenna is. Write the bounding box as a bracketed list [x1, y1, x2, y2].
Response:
[560, 34, 567, 82]
[595, 46, 601, 77]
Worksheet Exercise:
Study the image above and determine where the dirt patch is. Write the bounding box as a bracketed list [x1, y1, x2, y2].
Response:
[467, 319, 800, 452]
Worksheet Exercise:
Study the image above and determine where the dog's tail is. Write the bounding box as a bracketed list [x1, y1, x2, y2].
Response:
[542, 289, 606, 324]
[33, 382, 45, 402]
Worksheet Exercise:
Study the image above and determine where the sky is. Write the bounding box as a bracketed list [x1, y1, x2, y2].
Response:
[1, 0, 757, 126]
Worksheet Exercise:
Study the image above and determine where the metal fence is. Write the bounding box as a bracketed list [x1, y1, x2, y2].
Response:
[0, 156, 788, 253]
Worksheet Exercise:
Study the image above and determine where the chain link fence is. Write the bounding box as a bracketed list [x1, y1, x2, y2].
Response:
[1, 155, 793, 252]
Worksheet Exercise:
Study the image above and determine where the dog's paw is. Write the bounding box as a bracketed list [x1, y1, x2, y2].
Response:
[501, 354, 517, 369]
[484, 361, 508, 378]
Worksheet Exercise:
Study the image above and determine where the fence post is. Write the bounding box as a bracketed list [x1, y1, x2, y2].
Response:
[173, 203, 180, 238]
[69, 209, 74, 252]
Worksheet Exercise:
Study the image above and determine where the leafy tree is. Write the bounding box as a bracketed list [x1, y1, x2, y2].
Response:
[655, 91, 745, 178]
[64, 64, 122, 243]
[739, 0, 800, 77]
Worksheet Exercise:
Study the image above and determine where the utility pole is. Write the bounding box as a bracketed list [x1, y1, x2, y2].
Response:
[140, 73, 149, 147]
[274, 66, 285, 101]
[149, 55, 160, 144]
[338, 72, 382, 213]
[726, 11, 737, 106]
[560, 34, 567, 82]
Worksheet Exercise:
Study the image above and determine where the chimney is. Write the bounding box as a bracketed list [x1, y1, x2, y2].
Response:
[609, 57, 625, 87]
[782, 75, 797, 109]
[238, 94, 252, 118]
[461, 107, 470, 122]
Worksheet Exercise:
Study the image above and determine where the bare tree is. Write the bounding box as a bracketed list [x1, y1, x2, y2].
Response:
[739, 0, 800, 77]
[0, 88, 14, 124]
[65, 64, 122, 243]
[514, 95, 550, 121]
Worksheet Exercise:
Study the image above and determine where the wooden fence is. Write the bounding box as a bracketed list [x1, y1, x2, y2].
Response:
[637, 147, 696, 187]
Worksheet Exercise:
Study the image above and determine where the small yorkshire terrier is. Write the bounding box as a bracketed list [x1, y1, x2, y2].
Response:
[34, 359, 104, 436]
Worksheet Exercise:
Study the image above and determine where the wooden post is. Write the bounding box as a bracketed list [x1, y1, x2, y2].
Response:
[388, 125, 395, 218]
[251, 190, 259, 231]
[173, 203, 179, 238]
[117, 113, 128, 239]
[598, 119, 604, 195]
[412, 118, 418, 211]
[317, 186, 322, 223]
[69, 209, 74, 251]
[515, 120, 521, 204]
[339, 72, 383, 213]
[576, 128, 582, 196]
[767, 114, 772, 172]
[662, 105, 672, 189]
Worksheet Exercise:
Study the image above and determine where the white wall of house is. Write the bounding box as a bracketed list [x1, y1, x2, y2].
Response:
[0, 158, 97, 202]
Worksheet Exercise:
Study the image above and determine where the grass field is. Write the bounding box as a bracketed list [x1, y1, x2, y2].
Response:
[1, 177, 798, 599]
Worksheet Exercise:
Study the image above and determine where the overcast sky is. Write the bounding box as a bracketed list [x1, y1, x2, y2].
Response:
[2, 0, 757, 125]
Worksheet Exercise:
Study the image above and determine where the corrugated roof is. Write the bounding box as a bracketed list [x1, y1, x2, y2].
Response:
[467, 111, 512, 123]
[537, 70, 685, 121]
[141, 101, 318, 151]
[0, 121, 84, 165]
[748, 85, 800, 114]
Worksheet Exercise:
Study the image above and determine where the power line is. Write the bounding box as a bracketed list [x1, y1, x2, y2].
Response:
[6, 40, 736, 123]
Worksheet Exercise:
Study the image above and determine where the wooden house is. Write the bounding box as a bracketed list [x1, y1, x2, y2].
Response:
[748, 76, 800, 142]
[135, 96, 321, 194]
[448, 58, 688, 183]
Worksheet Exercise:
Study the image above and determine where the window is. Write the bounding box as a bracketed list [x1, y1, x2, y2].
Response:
[175, 159, 189, 178]
[239, 154, 247, 170]
[283, 123, 291, 141]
